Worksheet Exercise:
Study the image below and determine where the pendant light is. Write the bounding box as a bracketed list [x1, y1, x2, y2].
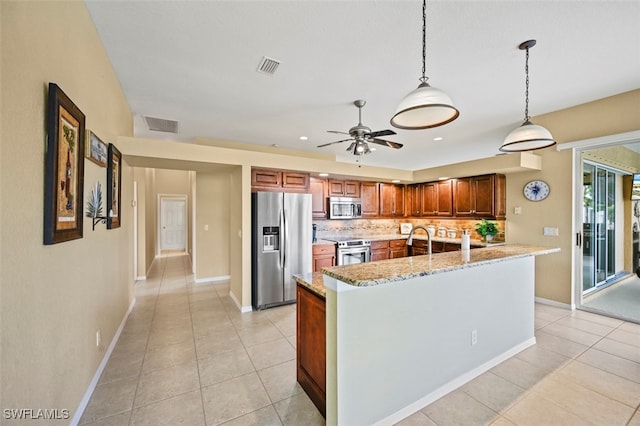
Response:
[500, 40, 556, 152]
[390, 0, 459, 130]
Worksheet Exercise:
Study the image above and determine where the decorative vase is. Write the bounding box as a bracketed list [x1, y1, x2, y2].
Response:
[486, 234, 494, 243]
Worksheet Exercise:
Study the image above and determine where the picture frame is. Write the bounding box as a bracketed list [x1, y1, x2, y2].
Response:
[106, 143, 122, 229]
[44, 83, 85, 244]
[85, 130, 108, 167]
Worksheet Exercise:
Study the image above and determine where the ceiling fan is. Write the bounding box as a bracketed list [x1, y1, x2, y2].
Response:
[318, 100, 403, 156]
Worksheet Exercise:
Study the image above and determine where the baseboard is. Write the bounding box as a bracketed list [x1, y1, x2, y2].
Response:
[374, 337, 537, 426]
[229, 289, 252, 313]
[535, 296, 575, 310]
[71, 297, 136, 426]
[194, 275, 231, 284]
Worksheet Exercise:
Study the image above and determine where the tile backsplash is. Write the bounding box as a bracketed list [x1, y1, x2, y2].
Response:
[314, 218, 506, 242]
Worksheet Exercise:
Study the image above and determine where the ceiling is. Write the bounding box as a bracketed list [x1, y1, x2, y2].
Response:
[86, 1, 640, 171]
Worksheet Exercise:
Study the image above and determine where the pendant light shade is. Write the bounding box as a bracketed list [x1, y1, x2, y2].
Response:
[390, 82, 459, 130]
[391, 0, 458, 130]
[500, 39, 555, 152]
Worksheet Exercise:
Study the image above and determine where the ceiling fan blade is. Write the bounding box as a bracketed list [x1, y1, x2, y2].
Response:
[327, 130, 350, 135]
[317, 138, 353, 148]
[369, 138, 404, 149]
[368, 129, 396, 138]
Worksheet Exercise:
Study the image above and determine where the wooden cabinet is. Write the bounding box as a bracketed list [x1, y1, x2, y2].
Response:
[389, 239, 408, 258]
[310, 177, 328, 219]
[251, 168, 309, 193]
[328, 179, 360, 198]
[408, 184, 422, 216]
[370, 240, 390, 261]
[453, 174, 506, 219]
[370, 239, 407, 261]
[418, 180, 452, 217]
[409, 239, 430, 256]
[312, 243, 335, 272]
[296, 284, 326, 417]
[360, 182, 379, 218]
[379, 183, 405, 217]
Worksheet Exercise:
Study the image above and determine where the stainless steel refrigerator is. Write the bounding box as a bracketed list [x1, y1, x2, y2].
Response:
[251, 192, 312, 310]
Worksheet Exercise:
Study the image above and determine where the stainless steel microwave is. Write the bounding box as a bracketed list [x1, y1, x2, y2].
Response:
[329, 197, 362, 219]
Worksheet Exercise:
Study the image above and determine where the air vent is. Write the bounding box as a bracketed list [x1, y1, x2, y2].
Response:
[143, 116, 179, 133]
[257, 56, 281, 75]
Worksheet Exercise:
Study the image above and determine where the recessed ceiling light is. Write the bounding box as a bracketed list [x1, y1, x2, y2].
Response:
[370, 147, 377, 151]
[299, 136, 308, 141]
[433, 136, 444, 141]
[319, 173, 329, 177]
[392, 179, 401, 183]
[272, 144, 280, 147]
[438, 176, 449, 180]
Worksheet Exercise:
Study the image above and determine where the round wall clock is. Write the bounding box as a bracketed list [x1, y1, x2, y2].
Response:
[523, 180, 550, 201]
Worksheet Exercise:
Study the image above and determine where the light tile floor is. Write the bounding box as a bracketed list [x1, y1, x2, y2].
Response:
[80, 255, 640, 425]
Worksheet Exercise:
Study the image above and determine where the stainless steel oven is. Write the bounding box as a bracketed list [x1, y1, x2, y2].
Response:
[336, 240, 371, 265]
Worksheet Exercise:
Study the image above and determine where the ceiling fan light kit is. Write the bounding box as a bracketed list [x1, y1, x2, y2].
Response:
[500, 39, 556, 152]
[391, 0, 459, 130]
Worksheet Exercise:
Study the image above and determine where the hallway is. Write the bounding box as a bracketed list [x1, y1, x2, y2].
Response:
[79, 255, 640, 425]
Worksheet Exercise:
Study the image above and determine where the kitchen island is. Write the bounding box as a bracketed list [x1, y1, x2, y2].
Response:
[295, 244, 559, 425]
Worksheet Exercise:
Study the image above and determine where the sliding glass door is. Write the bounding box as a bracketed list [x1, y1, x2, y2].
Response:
[583, 162, 617, 293]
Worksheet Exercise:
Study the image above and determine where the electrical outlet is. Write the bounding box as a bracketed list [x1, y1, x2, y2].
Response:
[96, 329, 101, 347]
[514, 206, 522, 215]
[543, 227, 559, 236]
[204, 224, 209, 231]
[471, 329, 478, 346]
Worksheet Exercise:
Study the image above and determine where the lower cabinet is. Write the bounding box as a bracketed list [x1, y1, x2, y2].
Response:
[296, 284, 326, 417]
[312, 244, 336, 272]
[371, 239, 407, 261]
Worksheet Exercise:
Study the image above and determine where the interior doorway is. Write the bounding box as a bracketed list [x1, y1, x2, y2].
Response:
[159, 195, 187, 253]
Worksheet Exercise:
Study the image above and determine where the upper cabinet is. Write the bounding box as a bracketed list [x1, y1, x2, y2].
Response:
[453, 174, 506, 219]
[327, 179, 360, 198]
[379, 183, 405, 217]
[409, 174, 505, 219]
[360, 182, 379, 218]
[251, 168, 309, 193]
[409, 180, 453, 217]
[310, 177, 328, 219]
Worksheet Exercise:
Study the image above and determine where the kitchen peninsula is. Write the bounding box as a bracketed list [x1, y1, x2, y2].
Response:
[296, 244, 559, 425]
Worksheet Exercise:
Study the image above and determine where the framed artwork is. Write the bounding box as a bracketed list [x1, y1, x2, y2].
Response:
[106, 143, 122, 229]
[85, 130, 108, 167]
[44, 83, 85, 244]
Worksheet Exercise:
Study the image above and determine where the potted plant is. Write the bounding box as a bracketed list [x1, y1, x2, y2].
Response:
[475, 219, 499, 242]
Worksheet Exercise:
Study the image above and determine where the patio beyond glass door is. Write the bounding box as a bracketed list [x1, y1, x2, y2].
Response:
[582, 162, 617, 293]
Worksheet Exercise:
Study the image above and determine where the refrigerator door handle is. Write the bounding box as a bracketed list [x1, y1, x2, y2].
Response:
[282, 208, 287, 268]
[279, 208, 285, 268]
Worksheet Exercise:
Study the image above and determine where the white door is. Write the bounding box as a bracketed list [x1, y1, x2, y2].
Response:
[161, 197, 186, 251]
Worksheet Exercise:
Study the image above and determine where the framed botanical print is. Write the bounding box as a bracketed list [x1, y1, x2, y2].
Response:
[106, 143, 121, 229]
[44, 83, 85, 244]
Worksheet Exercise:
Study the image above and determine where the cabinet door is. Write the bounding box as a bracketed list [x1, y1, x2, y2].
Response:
[310, 177, 328, 219]
[327, 179, 346, 197]
[421, 182, 437, 216]
[495, 174, 506, 219]
[408, 184, 421, 216]
[473, 175, 495, 217]
[393, 185, 405, 217]
[251, 168, 281, 189]
[344, 180, 361, 197]
[313, 255, 335, 272]
[454, 177, 475, 217]
[389, 239, 407, 258]
[379, 183, 395, 216]
[296, 285, 326, 416]
[282, 172, 309, 192]
[436, 180, 454, 217]
[361, 182, 379, 218]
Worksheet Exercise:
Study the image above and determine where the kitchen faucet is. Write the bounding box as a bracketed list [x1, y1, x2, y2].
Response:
[406, 225, 432, 255]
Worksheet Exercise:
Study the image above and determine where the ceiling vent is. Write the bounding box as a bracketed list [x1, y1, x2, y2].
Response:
[143, 116, 179, 133]
[257, 56, 281, 75]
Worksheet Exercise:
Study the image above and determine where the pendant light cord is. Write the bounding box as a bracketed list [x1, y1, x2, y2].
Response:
[524, 47, 530, 121]
[420, 0, 428, 84]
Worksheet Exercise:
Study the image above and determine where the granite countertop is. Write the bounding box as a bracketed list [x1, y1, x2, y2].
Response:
[295, 272, 326, 298]
[318, 233, 499, 247]
[321, 244, 560, 287]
